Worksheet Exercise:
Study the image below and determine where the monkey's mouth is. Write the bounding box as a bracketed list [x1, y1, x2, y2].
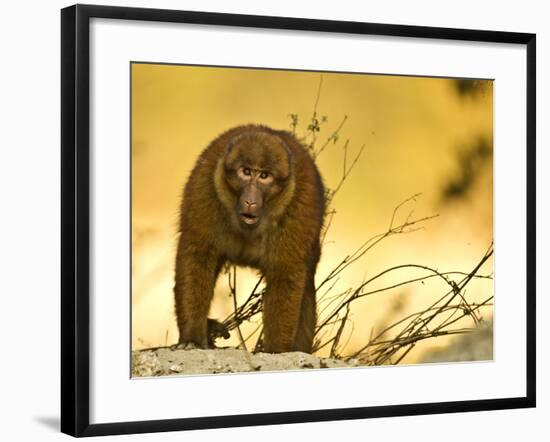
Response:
[239, 212, 260, 225]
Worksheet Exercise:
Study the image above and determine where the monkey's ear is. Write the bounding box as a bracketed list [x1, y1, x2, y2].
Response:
[278, 136, 295, 176]
[281, 138, 293, 161]
[222, 135, 241, 168]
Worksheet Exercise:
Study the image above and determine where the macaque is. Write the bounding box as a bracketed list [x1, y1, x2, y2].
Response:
[174, 125, 325, 353]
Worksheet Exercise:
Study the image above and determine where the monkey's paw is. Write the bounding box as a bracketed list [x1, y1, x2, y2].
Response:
[170, 341, 202, 351]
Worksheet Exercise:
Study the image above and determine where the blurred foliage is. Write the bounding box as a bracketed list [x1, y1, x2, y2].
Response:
[454, 79, 491, 98]
[441, 136, 493, 203]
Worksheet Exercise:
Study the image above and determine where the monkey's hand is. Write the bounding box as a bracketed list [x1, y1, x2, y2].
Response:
[170, 341, 202, 351]
[207, 318, 231, 348]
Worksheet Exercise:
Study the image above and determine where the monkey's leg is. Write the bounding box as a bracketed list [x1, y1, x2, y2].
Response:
[263, 270, 306, 353]
[174, 240, 221, 349]
[293, 276, 316, 353]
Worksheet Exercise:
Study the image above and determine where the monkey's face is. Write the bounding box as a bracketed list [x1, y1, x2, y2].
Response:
[222, 133, 293, 229]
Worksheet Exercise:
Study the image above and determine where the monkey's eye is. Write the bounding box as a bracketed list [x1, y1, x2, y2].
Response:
[258, 171, 274, 184]
[242, 167, 252, 176]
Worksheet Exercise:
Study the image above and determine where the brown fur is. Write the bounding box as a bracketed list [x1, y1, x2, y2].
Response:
[174, 125, 325, 353]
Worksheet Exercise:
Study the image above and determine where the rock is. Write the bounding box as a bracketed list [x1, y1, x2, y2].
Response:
[420, 320, 493, 363]
[131, 347, 354, 377]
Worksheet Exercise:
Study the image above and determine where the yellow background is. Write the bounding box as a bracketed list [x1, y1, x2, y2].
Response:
[131, 63, 493, 363]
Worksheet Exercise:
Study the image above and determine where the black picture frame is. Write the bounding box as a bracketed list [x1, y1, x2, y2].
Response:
[61, 4, 536, 437]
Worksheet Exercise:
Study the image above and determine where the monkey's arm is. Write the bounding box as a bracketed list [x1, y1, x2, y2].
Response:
[174, 238, 223, 349]
[262, 266, 307, 353]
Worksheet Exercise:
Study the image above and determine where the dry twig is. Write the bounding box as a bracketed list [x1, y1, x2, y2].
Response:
[216, 81, 493, 366]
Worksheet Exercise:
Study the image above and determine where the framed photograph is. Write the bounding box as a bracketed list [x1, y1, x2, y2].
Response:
[61, 4, 536, 437]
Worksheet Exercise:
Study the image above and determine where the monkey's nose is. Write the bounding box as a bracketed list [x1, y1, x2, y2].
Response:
[245, 200, 257, 208]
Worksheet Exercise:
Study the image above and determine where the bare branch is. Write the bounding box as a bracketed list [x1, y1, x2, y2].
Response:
[214, 88, 493, 366]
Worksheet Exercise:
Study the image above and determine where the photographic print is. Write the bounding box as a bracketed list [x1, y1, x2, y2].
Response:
[131, 63, 494, 378]
[61, 5, 535, 435]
